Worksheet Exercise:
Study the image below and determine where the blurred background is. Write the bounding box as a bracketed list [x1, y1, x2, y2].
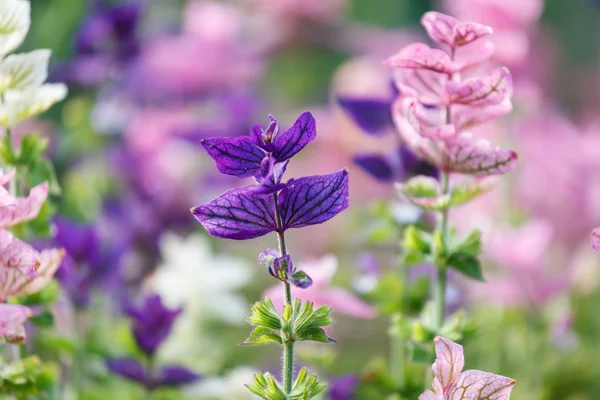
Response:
[17, 0, 600, 399]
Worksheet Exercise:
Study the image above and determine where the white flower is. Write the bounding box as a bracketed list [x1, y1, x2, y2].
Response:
[148, 232, 253, 370]
[185, 367, 260, 400]
[0, 83, 67, 125]
[0, 49, 50, 91]
[0, 0, 30, 57]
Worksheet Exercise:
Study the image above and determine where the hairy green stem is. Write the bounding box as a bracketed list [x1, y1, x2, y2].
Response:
[273, 192, 294, 394]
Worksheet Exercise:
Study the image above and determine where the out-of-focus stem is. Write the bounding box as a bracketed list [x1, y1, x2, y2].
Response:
[273, 192, 294, 394]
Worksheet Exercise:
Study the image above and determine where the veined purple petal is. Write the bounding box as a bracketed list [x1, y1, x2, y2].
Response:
[353, 154, 395, 181]
[338, 97, 393, 135]
[154, 365, 200, 388]
[201, 136, 266, 177]
[279, 169, 349, 230]
[290, 270, 313, 289]
[272, 111, 316, 161]
[106, 358, 148, 385]
[191, 186, 277, 240]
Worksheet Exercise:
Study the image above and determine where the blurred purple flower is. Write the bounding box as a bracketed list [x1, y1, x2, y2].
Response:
[337, 97, 394, 135]
[328, 374, 359, 400]
[53, 217, 125, 308]
[354, 144, 439, 183]
[106, 358, 199, 390]
[54, 0, 144, 85]
[124, 294, 182, 357]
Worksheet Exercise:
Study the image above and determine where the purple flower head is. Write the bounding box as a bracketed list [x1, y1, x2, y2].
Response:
[191, 111, 350, 241]
[123, 294, 182, 357]
[328, 374, 359, 400]
[54, 217, 101, 265]
[259, 249, 313, 288]
[107, 358, 199, 390]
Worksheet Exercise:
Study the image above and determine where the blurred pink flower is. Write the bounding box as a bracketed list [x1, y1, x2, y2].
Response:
[444, 0, 544, 66]
[471, 220, 568, 308]
[250, 0, 346, 24]
[128, 2, 262, 101]
[0, 303, 32, 343]
[592, 228, 600, 253]
[420, 336, 515, 400]
[263, 255, 376, 319]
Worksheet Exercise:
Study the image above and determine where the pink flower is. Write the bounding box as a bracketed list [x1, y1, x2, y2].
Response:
[0, 231, 64, 301]
[0, 303, 32, 343]
[263, 255, 375, 319]
[471, 220, 568, 308]
[386, 12, 517, 177]
[420, 336, 515, 400]
[0, 169, 48, 229]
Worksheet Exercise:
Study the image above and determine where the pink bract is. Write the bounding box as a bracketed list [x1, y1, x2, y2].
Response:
[420, 336, 515, 400]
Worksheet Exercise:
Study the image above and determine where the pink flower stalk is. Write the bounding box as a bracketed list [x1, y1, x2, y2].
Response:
[264, 255, 376, 319]
[420, 336, 515, 400]
[386, 11, 517, 177]
[0, 303, 32, 343]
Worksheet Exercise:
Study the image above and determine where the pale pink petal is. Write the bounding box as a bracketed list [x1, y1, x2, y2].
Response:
[19, 248, 64, 295]
[319, 288, 376, 319]
[404, 98, 455, 139]
[591, 227, 600, 253]
[0, 303, 31, 343]
[421, 12, 492, 48]
[419, 389, 442, 400]
[442, 133, 518, 176]
[0, 169, 15, 186]
[394, 68, 448, 104]
[454, 40, 495, 71]
[386, 43, 454, 75]
[421, 12, 458, 47]
[392, 98, 442, 165]
[447, 370, 515, 400]
[432, 336, 465, 392]
[0, 182, 48, 229]
[453, 100, 512, 132]
[446, 67, 512, 106]
[0, 245, 64, 301]
[0, 230, 39, 276]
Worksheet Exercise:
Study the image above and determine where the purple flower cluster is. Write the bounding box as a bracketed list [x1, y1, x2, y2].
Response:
[192, 111, 349, 288]
[192, 111, 349, 240]
[106, 294, 199, 390]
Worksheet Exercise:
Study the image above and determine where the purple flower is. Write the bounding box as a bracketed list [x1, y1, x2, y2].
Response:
[328, 375, 359, 400]
[123, 294, 182, 357]
[338, 97, 394, 135]
[52, 217, 125, 308]
[259, 249, 313, 288]
[191, 111, 350, 241]
[106, 358, 199, 390]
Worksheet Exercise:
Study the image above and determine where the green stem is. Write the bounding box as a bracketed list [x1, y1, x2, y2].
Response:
[389, 314, 405, 388]
[5, 127, 16, 195]
[435, 172, 450, 330]
[273, 192, 294, 394]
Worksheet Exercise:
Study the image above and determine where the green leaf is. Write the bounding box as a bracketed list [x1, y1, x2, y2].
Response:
[17, 133, 48, 167]
[397, 176, 451, 211]
[242, 326, 282, 346]
[28, 158, 61, 195]
[447, 253, 484, 281]
[29, 310, 54, 327]
[17, 280, 60, 306]
[449, 179, 492, 208]
[247, 298, 282, 331]
[297, 327, 333, 343]
[451, 229, 482, 257]
[245, 372, 287, 400]
[0, 136, 15, 164]
[402, 226, 431, 255]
